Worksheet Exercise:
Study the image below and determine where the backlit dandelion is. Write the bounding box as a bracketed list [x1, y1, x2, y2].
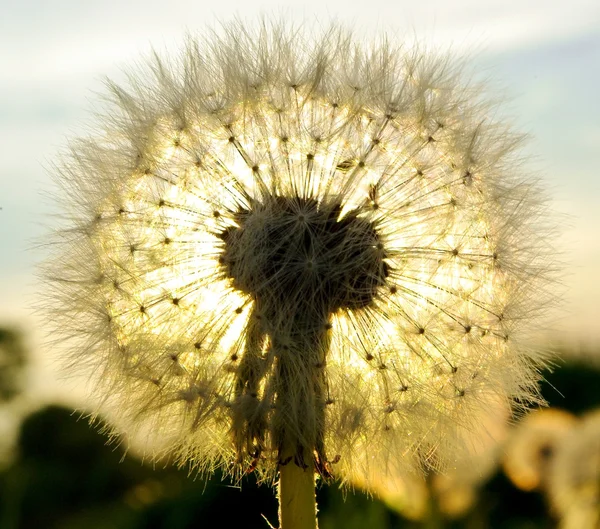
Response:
[547, 410, 600, 529]
[503, 408, 576, 492]
[44, 20, 553, 528]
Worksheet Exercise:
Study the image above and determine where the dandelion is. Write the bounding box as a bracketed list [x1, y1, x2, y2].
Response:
[44, 20, 553, 528]
[503, 408, 577, 492]
[547, 410, 600, 529]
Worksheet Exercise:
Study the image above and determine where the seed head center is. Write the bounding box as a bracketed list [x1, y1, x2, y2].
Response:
[218, 196, 389, 317]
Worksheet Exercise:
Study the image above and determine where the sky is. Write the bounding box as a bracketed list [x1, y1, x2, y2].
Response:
[0, 0, 599, 401]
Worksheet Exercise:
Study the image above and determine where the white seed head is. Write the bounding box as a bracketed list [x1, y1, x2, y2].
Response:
[547, 410, 600, 529]
[503, 408, 577, 492]
[43, 21, 555, 484]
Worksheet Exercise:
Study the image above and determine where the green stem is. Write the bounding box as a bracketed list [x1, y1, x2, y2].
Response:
[424, 474, 444, 529]
[278, 460, 318, 529]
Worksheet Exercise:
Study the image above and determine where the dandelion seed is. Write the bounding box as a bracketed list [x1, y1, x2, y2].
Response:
[43, 20, 555, 528]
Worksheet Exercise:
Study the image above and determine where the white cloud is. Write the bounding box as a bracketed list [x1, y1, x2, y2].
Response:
[1, 0, 598, 85]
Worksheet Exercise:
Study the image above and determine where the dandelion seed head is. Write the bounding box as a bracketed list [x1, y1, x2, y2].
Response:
[503, 408, 576, 492]
[547, 410, 600, 529]
[44, 20, 554, 485]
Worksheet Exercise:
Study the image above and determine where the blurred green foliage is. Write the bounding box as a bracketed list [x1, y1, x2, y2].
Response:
[0, 328, 27, 402]
[0, 353, 598, 528]
[542, 355, 600, 413]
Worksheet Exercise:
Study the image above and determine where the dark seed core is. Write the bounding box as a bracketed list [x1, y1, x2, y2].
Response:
[538, 443, 554, 462]
[218, 196, 389, 317]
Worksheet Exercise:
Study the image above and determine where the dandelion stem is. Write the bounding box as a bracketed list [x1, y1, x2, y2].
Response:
[424, 474, 444, 529]
[278, 459, 318, 529]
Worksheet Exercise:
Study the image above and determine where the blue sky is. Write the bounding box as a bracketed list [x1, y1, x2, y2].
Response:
[0, 0, 599, 398]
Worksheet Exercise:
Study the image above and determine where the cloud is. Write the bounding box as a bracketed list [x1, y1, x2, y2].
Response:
[1, 0, 598, 86]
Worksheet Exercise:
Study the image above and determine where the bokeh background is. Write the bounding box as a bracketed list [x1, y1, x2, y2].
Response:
[1, 1, 599, 527]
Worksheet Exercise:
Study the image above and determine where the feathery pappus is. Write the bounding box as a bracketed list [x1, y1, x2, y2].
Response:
[43, 20, 554, 487]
